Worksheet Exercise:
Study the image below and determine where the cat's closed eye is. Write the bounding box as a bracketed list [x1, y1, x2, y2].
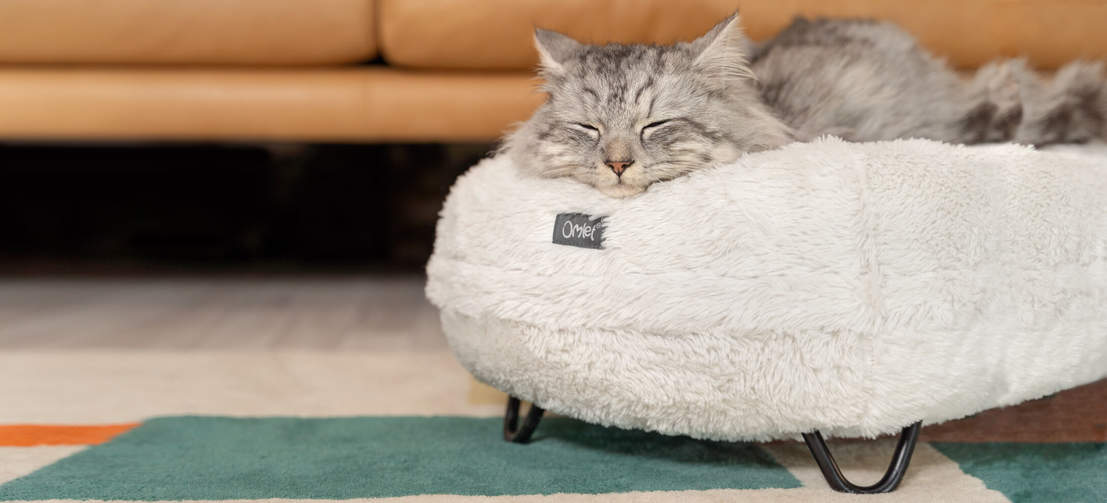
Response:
[569, 123, 600, 140]
[640, 119, 674, 140]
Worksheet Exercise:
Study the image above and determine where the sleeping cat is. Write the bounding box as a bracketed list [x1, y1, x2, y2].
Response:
[503, 13, 1107, 197]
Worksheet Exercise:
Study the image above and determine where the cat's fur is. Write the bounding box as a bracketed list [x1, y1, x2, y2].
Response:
[503, 14, 1107, 197]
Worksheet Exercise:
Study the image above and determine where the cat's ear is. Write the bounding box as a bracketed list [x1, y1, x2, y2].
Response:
[534, 28, 582, 75]
[691, 13, 756, 82]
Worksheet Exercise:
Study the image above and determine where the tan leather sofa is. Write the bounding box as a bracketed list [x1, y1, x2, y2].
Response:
[0, 0, 1104, 143]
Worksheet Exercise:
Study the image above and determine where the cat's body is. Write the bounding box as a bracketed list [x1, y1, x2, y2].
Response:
[753, 18, 1103, 145]
[753, 18, 998, 143]
[504, 14, 1106, 197]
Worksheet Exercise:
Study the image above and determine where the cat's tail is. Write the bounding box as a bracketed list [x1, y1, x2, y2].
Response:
[964, 59, 1028, 143]
[1015, 60, 1106, 146]
[964, 59, 1106, 146]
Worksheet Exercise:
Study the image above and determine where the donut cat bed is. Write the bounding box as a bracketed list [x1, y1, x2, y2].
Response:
[425, 138, 1107, 493]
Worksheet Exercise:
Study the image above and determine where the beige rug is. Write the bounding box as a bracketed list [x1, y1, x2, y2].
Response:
[4, 277, 1096, 502]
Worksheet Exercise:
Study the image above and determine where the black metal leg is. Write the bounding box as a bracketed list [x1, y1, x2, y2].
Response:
[503, 395, 545, 443]
[802, 421, 922, 494]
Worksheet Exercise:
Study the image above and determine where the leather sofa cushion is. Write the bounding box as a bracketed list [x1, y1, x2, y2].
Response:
[0, 68, 541, 141]
[0, 0, 377, 65]
[380, 0, 1107, 70]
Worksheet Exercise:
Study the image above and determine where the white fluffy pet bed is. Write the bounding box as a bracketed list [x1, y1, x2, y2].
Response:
[426, 138, 1106, 487]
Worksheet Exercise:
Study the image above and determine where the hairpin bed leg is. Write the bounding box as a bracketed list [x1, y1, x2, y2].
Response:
[802, 421, 922, 494]
[503, 395, 545, 443]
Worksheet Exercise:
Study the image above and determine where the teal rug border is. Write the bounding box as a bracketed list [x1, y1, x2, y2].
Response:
[933, 442, 1107, 503]
[0, 415, 801, 500]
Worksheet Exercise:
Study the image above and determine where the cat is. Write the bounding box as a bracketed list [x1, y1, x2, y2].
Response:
[502, 13, 1107, 198]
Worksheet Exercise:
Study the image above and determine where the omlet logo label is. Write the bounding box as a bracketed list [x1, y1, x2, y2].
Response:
[552, 213, 605, 249]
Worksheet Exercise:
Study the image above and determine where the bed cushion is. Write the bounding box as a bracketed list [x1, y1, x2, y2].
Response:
[426, 138, 1107, 441]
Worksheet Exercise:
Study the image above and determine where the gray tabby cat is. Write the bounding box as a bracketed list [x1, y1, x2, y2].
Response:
[503, 14, 1107, 197]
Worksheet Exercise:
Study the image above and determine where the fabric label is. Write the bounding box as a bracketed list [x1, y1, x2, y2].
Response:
[552, 213, 605, 249]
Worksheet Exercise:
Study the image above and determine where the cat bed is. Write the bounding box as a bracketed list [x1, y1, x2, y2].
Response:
[426, 137, 1107, 444]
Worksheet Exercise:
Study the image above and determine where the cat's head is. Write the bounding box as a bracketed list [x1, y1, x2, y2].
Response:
[504, 14, 793, 198]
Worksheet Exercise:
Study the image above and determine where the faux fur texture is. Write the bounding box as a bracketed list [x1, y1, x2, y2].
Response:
[425, 138, 1107, 441]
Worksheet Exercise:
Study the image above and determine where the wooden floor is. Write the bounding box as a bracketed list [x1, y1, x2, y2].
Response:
[0, 275, 446, 351]
[0, 275, 1102, 442]
[921, 378, 1106, 443]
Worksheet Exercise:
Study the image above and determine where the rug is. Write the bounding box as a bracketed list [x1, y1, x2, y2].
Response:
[1, 351, 1103, 502]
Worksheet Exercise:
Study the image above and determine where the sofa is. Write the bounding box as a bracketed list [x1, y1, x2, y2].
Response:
[0, 0, 1104, 143]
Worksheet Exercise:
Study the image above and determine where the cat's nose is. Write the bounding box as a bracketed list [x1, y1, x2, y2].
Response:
[605, 159, 634, 176]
